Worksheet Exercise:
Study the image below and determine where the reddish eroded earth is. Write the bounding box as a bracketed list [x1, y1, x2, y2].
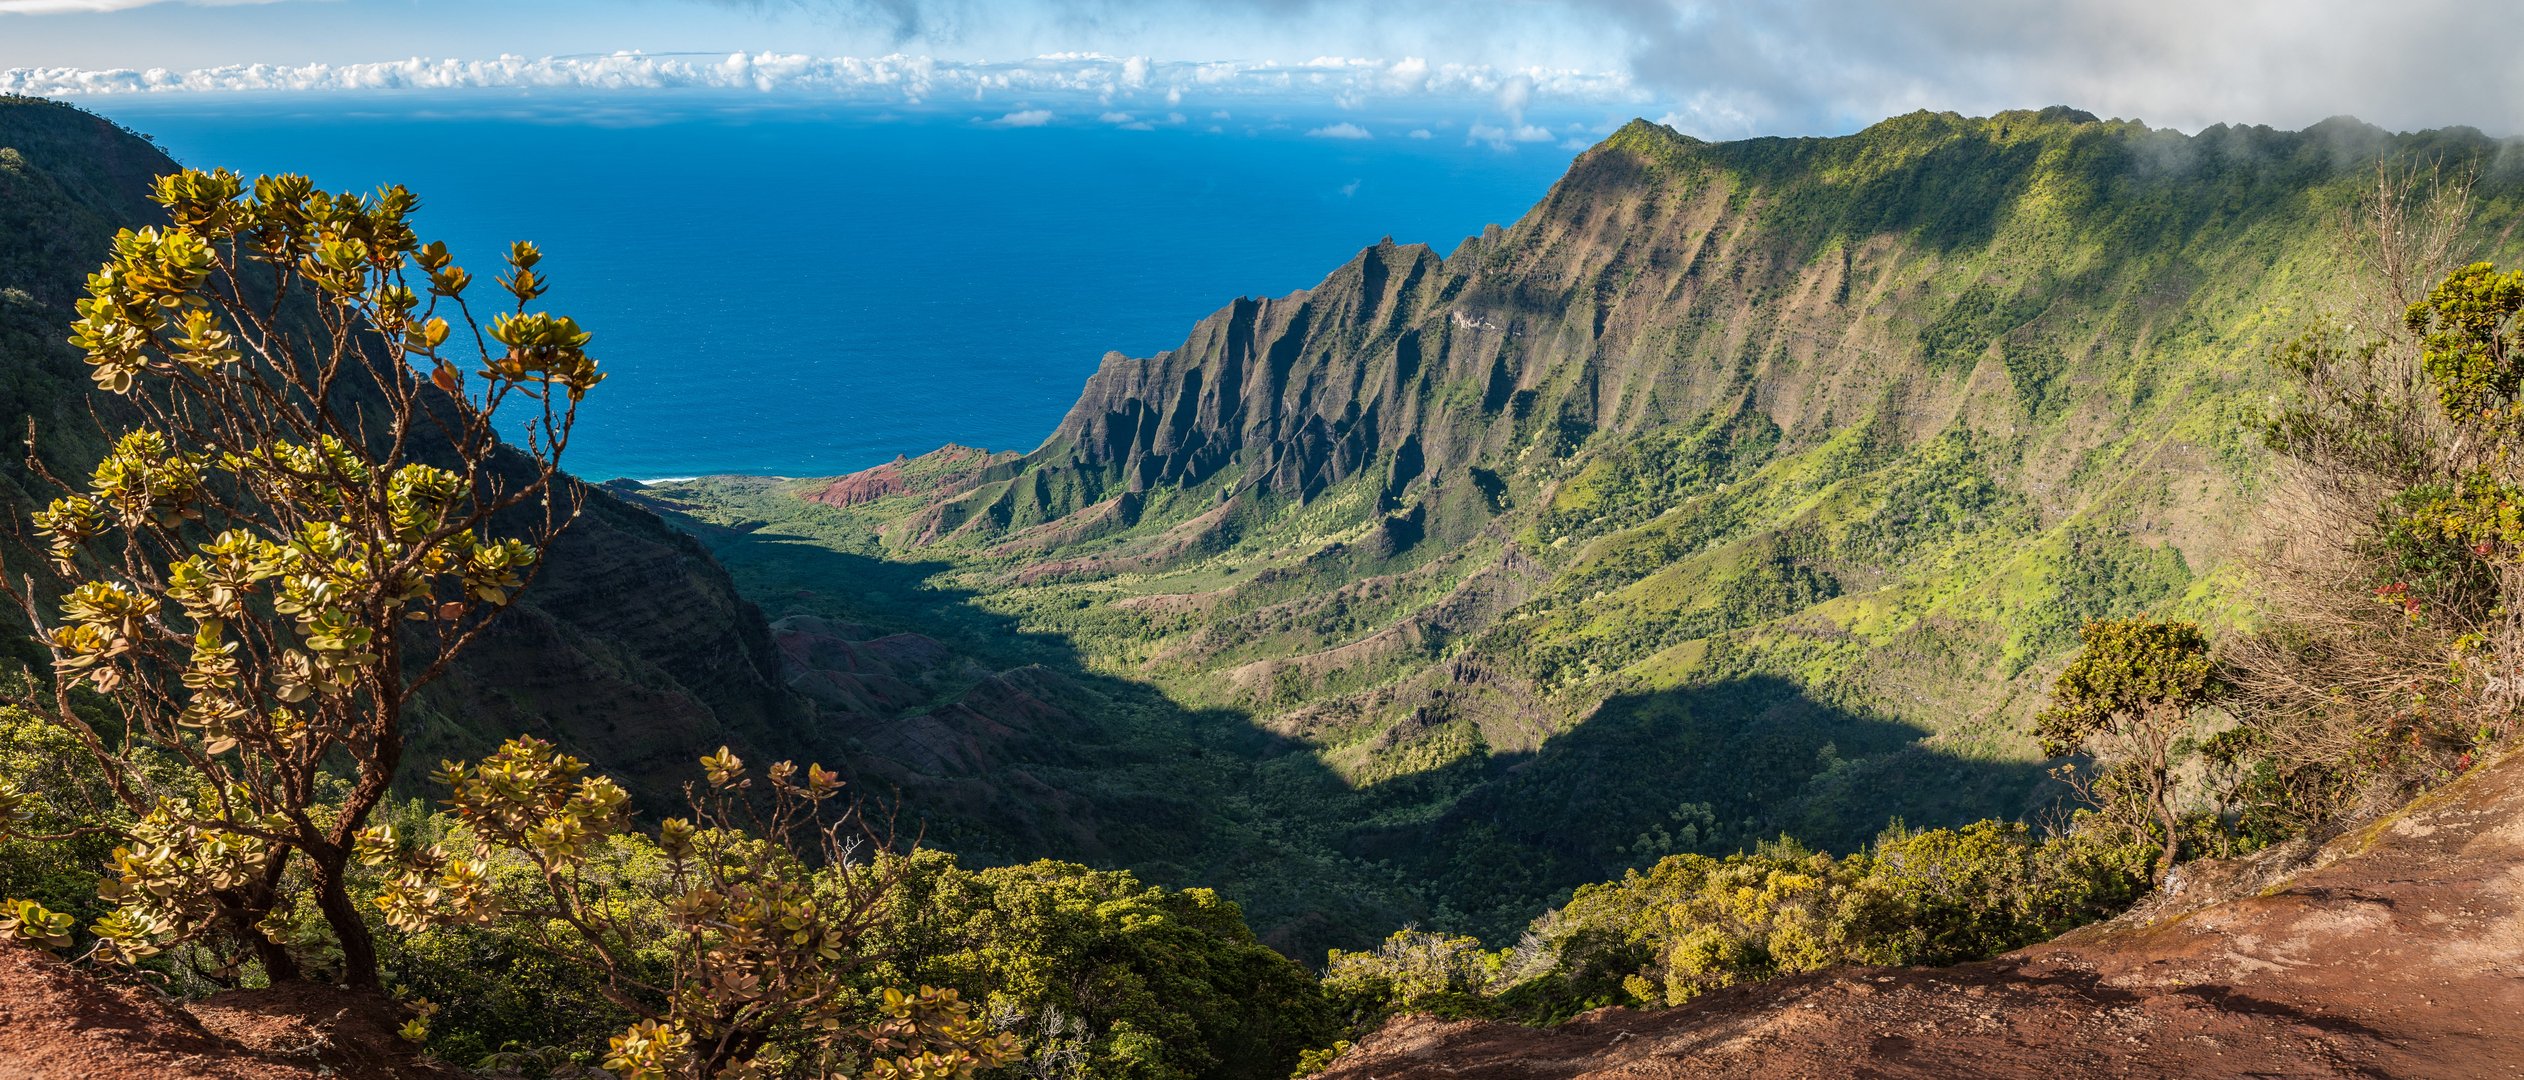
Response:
[1321, 750, 2524, 1080]
[0, 942, 317, 1080]
[802, 444, 1007, 510]
[0, 944, 461, 1080]
[804, 460, 912, 507]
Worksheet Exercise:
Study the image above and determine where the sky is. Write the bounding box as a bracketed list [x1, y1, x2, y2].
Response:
[3, 0, 2523, 140]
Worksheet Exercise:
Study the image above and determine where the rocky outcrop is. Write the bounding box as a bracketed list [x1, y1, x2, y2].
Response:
[810, 461, 914, 507]
[1318, 749, 2524, 1078]
[1038, 240, 1446, 504]
[921, 110, 2521, 581]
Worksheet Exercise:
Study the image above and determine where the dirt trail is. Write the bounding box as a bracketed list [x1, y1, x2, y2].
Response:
[1321, 751, 2524, 1079]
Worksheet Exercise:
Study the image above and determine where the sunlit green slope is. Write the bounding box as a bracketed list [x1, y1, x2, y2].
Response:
[650, 108, 2524, 941]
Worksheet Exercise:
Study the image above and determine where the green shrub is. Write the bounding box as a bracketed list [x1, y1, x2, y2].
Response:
[0, 708, 125, 932]
[1324, 821, 2150, 1031]
[1320, 929, 1504, 1023]
[861, 851, 1339, 1080]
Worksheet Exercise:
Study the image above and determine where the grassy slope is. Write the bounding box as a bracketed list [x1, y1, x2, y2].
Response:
[656, 109, 2524, 943]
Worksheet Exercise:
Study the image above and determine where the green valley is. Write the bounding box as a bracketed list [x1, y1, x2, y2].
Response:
[632, 108, 2524, 945]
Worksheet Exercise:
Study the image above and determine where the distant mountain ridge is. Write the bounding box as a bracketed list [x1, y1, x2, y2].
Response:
[934, 108, 2435, 544]
[660, 107, 2524, 941]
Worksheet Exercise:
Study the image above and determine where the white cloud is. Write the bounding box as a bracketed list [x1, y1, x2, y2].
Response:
[1306, 121, 1372, 139]
[1560, 0, 2524, 138]
[983, 108, 1053, 126]
[0, 0, 281, 12]
[1467, 121, 1557, 150]
[1384, 56, 1430, 93]
[1496, 73, 1533, 122]
[686, 1, 2524, 138]
[1406, 128, 1432, 139]
[0, 51, 1645, 127]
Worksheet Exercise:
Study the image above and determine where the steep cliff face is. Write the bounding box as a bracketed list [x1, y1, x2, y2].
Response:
[0, 97, 803, 805]
[693, 108, 2524, 942]
[1039, 241, 1446, 504]
[943, 109, 2442, 558]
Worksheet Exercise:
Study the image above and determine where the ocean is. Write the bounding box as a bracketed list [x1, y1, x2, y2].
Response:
[87, 95, 1577, 480]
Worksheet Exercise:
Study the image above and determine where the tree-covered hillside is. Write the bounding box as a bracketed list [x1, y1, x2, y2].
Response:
[648, 108, 2524, 942]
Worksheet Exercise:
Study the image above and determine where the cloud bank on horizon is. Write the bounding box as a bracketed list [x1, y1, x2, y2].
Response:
[0, 53, 1640, 146]
[3, 0, 2521, 138]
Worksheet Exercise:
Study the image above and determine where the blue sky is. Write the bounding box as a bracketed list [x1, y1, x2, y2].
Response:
[5, 0, 2523, 139]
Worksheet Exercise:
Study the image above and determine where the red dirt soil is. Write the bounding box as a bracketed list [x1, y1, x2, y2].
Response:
[1320, 750, 2524, 1080]
[0, 945, 463, 1080]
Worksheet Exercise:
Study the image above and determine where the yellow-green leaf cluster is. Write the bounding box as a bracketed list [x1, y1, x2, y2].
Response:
[90, 798, 283, 965]
[0, 898, 74, 949]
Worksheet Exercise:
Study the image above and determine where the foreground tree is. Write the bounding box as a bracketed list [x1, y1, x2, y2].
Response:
[2036, 618, 2222, 882]
[0, 167, 600, 988]
[0, 169, 1013, 1073]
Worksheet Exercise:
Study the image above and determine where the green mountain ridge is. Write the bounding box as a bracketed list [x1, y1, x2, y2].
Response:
[642, 107, 2524, 943]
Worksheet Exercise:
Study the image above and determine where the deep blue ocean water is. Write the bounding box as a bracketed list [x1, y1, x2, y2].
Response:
[86, 96, 1575, 480]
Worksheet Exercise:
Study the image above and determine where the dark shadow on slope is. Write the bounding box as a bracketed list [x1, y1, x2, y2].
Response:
[657, 503, 2064, 955]
[647, 511, 1418, 960]
[1343, 675, 2061, 941]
